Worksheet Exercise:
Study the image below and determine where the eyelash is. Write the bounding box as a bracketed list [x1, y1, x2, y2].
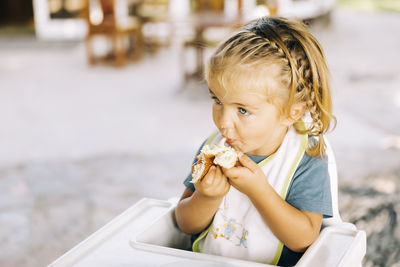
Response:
[211, 96, 250, 115]
[238, 107, 249, 115]
[212, 96, 221, 105]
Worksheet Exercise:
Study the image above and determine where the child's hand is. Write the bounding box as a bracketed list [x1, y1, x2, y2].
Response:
[222, 153, 269, 197]
[194, 165, 230, 199]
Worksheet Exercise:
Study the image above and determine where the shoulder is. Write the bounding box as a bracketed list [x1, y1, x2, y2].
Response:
[295, 136, 329, 177]
[295, 150, 328, 178]
[286, 148, 333, 217]
[289, 152, 330, 200]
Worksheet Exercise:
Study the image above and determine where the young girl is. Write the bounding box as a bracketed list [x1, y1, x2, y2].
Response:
[175, 17, 335, 266]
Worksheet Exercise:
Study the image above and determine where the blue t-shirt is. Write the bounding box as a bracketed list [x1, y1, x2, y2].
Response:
[183, 139, 333, 266]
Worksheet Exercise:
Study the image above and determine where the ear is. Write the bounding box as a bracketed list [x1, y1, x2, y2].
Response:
[290, 102, 307, 120]
[281, 102, 306, 126]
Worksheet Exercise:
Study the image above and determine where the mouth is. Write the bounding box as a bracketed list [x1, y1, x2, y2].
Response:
[224, 138, 236, 146]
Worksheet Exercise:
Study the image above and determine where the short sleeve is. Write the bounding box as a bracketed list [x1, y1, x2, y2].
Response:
[183, 140, 207, 192]
[286, 153, 333, 218]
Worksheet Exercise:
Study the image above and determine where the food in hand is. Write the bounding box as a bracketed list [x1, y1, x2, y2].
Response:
[191, 138, 238, 184]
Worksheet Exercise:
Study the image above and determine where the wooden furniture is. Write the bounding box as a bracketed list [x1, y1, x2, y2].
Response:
[83, 0, 144, 67]
[136, 0, 170, 53]
[182, 0, 245, 81]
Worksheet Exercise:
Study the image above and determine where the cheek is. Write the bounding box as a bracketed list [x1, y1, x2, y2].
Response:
[212, 105, 220, 126]
[239, 116, 271, 138]
[235, 117, 258, 138]
[239, 115, 258, 128]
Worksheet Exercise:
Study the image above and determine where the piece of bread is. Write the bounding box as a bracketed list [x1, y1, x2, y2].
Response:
[191, 138, 238, 184]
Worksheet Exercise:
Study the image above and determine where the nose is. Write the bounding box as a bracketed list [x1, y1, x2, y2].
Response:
[219, 108, 234, 135]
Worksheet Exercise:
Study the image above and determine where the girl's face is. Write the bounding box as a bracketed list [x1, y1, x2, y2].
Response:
[209, 78, 289, 156]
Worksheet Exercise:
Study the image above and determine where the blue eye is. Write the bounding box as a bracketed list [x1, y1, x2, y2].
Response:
[239, 107, 248, 115]
[212, 97, 222, 105]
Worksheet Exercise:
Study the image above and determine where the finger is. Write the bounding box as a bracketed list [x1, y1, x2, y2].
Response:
[217, 168, 230, 193]
[223, 177, 231, 192]
[237, 152, 259, 173]
[215, 165, 223, 176]
[223, 166, 250, 180]
[214, 166, 228, 186]
[203, 165, 216, 185]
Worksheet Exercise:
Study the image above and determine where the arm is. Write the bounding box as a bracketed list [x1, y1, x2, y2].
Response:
[223, 153, 322, 252]
[250, 184, 322, 252]
[175, 166, 230, 235]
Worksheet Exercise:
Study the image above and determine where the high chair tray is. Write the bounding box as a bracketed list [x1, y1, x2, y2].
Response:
[47, 198, 270, 267]
[131, 201, 273, 267]
[48, 198, 175, 266]
[48, 198, 366, 267]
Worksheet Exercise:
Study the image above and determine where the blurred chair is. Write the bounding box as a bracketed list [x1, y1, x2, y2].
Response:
[182, 0, 244, 81]
[136, 0, 171, 53]
[83, 0, 143, 67]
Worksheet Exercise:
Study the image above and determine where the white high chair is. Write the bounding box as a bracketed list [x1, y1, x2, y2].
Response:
[48, 138, 366, 267]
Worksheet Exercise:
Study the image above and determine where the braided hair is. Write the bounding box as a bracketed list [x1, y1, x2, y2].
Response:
[206, 17, 336, 157]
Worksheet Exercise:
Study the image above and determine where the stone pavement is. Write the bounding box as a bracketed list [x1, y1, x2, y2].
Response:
[0, 7, 399, 267]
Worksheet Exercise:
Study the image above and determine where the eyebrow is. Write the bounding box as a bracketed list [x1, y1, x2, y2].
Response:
[208, 88, 259, 110]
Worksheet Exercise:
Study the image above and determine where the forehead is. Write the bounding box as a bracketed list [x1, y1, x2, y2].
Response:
[208, 63, 283, 101]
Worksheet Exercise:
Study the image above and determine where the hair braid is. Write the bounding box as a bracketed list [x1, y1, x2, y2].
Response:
[294, 53, 323, 135]
[284, 35, 332, 155]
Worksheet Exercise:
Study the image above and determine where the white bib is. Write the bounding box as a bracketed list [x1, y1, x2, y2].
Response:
[193, 127, 307, 265]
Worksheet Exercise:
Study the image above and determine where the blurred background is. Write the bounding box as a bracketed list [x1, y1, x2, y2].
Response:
[0, 0, 399, 266]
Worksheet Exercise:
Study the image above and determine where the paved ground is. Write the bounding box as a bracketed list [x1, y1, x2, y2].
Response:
[0, 7, 399, 267]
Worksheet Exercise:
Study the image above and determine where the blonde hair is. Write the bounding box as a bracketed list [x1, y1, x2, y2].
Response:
[206, 17, 336, 157]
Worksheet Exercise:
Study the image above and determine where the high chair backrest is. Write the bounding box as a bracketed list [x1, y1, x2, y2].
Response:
[322, 137, 343, 227]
